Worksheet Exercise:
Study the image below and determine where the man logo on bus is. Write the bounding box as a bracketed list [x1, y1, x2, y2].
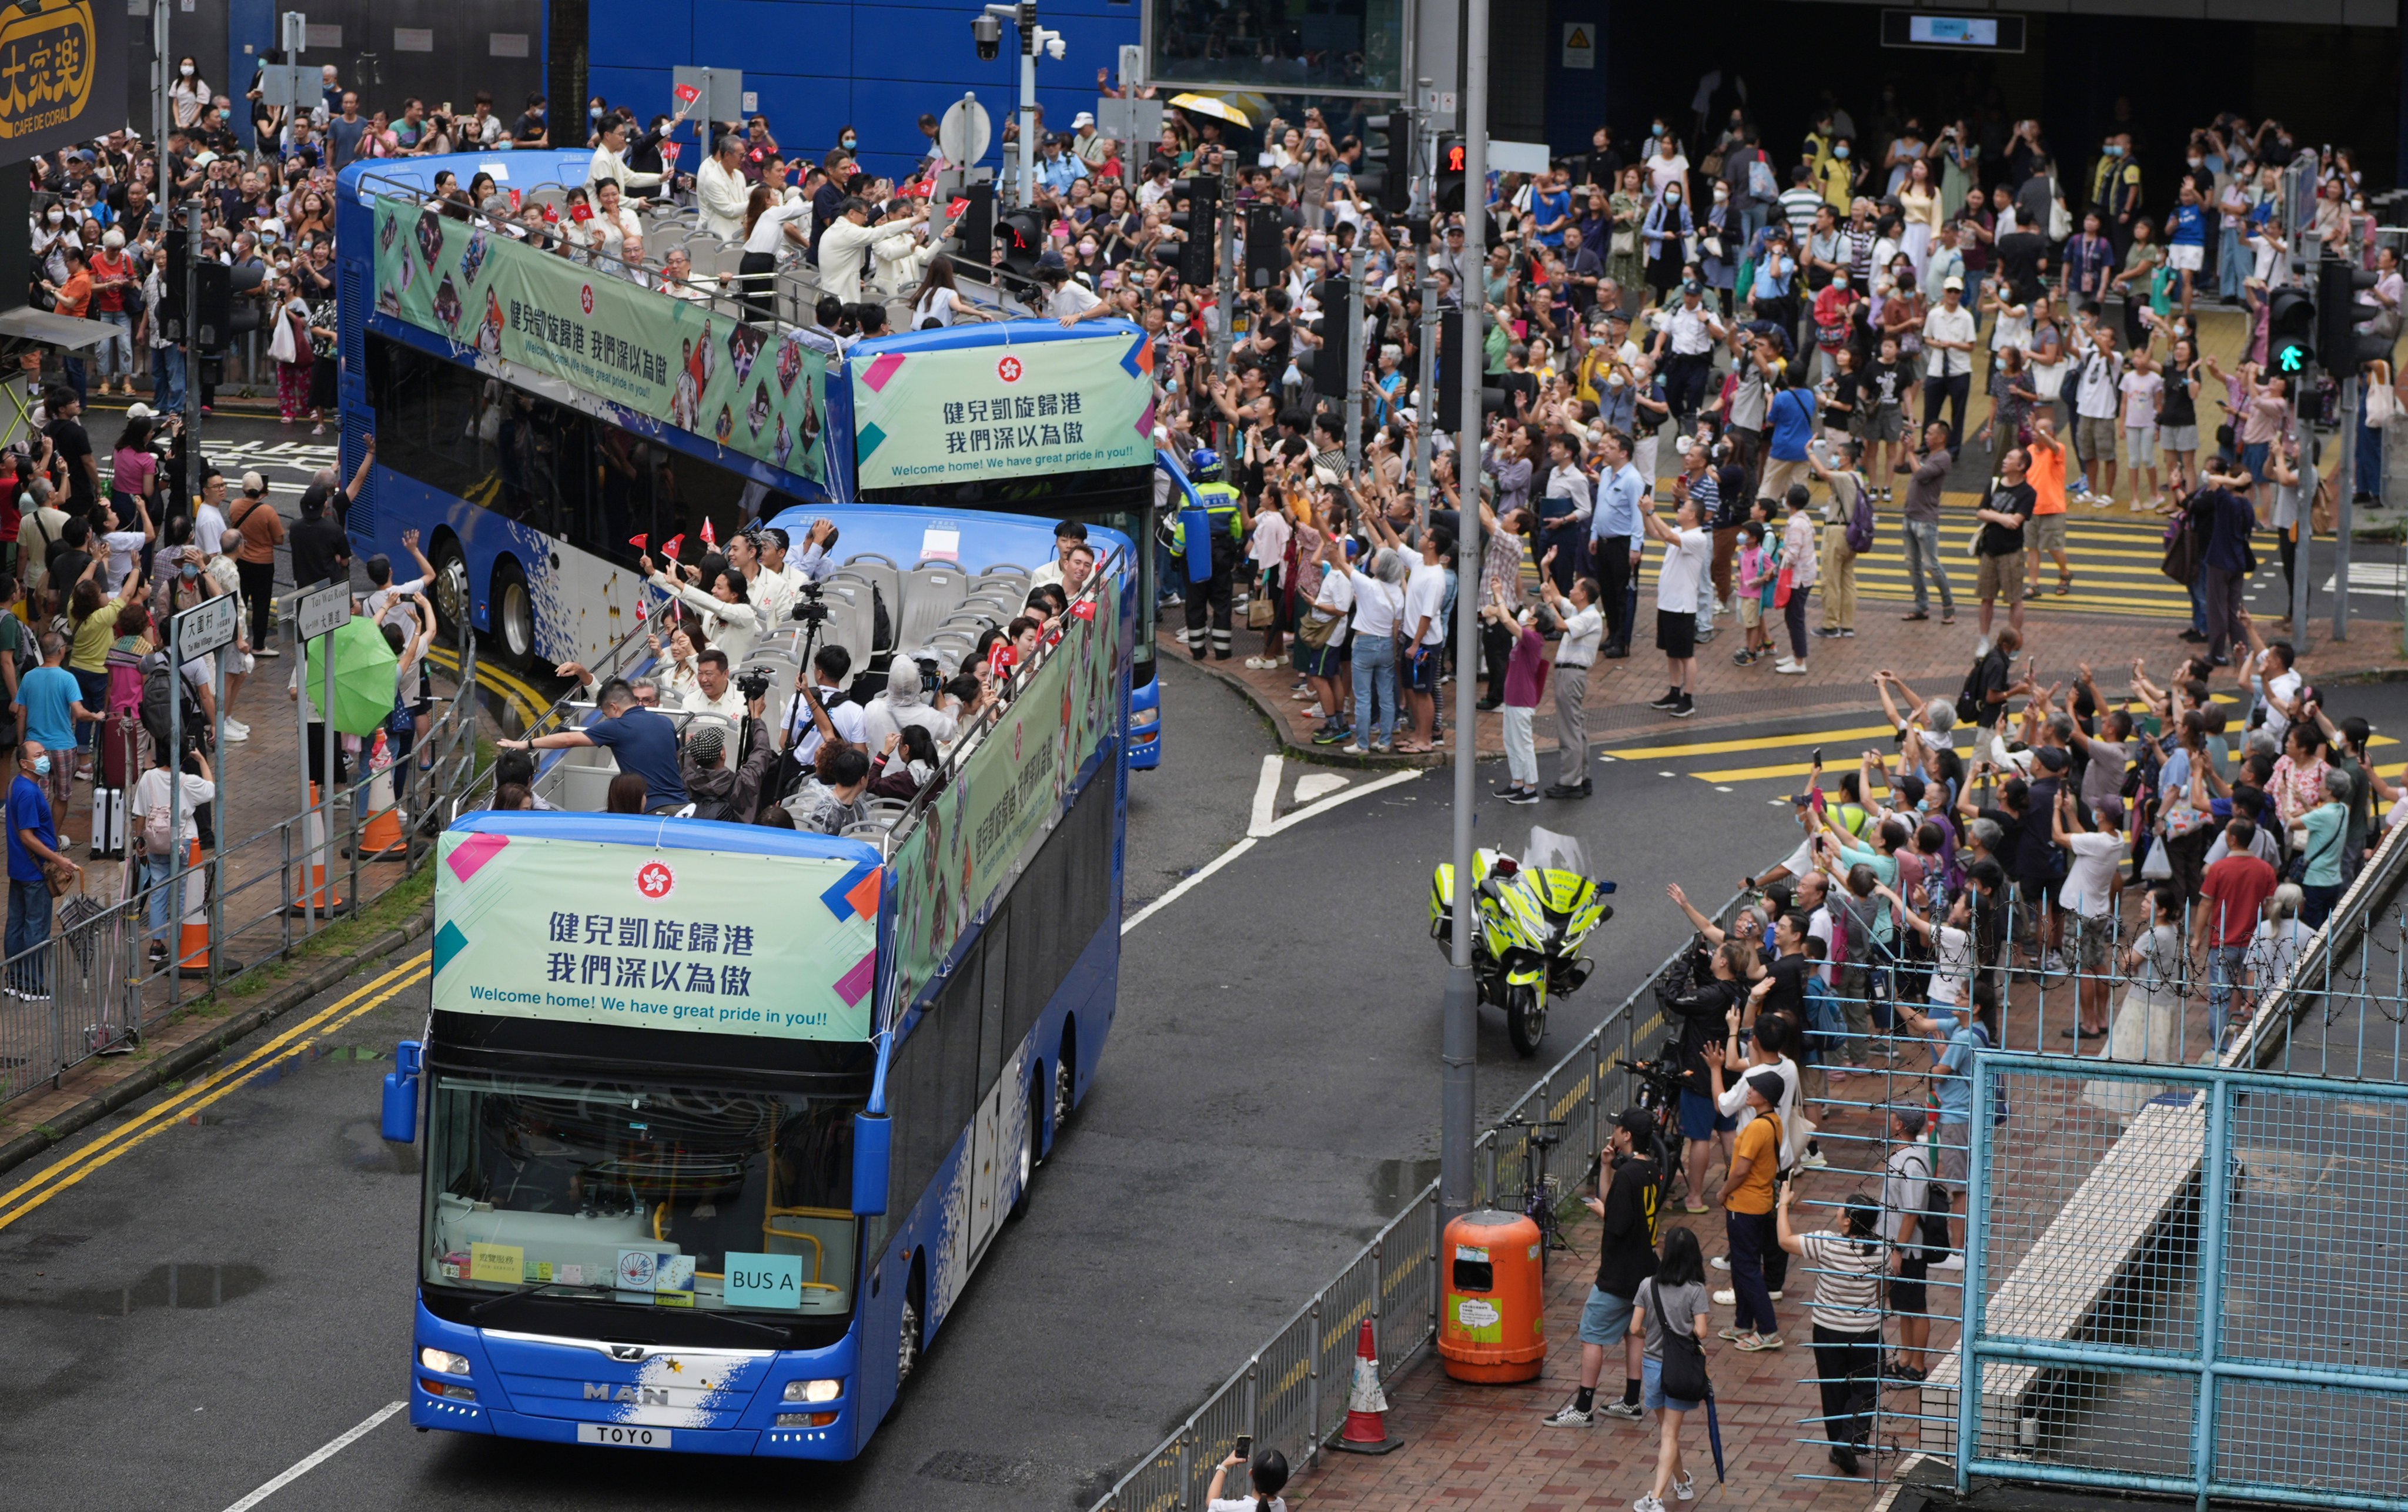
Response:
[996, 355, 1024, 383]
[581, 283, 595, 315]
[636, 861, 675, 900]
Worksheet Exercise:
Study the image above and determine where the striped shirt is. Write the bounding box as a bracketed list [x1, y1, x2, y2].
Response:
[1798, 1232, 1885, 1333]
[1779, 186, 1824, 244]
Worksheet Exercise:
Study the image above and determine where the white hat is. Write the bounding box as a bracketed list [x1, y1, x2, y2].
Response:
[125, 401, 156, 419]
[240, 470, 270, 496]
[1073, 112, 1095, 128]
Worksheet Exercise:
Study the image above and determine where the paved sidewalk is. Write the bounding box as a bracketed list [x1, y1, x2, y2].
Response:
[1287, 1142, 1948, 1512]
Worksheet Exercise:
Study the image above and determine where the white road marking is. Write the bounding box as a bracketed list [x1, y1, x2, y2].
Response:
[1123, 838, 1257, 935]
[219, 1401, 406, 1512]
[1246, 754, 1283, 837]
[1127, 770, 1423, 934]
[1294, 772, 1349, 804]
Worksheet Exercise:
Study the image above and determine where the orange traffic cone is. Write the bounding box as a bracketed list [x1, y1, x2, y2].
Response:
[175, 838, 242, 977]
[359, 734, 407, 859]
[284, 782, 349, 916]
[1333, 1317, 1404, 1454]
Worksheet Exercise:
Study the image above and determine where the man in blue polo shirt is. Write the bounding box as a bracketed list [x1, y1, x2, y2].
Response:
[7, 739, 75, 999]
[497, 678, 688, 812]
[1589, 427, 1649, 659]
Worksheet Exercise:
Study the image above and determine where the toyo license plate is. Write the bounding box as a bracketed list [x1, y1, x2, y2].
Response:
[577, 1423, 673, 1449]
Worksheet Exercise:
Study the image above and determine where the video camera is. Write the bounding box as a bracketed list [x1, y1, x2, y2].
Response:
[790, 579, 831, 625]
[734, 667, 774, 703]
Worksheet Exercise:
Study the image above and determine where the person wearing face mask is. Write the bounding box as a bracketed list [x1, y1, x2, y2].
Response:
[1641, 182, 1693, 302]
[2088, 133, 2142, 259]
[6, 734, 75, 998]
[168, 59, 209, 131]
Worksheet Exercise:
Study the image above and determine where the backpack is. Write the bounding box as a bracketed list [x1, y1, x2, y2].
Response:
[1800, 974, 1844, 1059]
[1747, 155, 1777, 202]
[140, 650, 202, 752]
[1955, 650, 1992, 725]
[1898, 1145, 1951, 1263]
[1844, 480, 1875, 555]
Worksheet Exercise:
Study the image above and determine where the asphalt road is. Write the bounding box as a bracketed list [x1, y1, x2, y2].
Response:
[17, 461, 2408, 1510]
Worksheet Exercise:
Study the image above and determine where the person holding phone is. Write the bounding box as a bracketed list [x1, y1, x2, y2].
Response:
[1205, 1446, 1289, 1511]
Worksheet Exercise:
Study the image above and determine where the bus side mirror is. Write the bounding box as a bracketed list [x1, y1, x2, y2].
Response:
[382, 1040, 423, 1143]
[852, 1112, 891, 1215]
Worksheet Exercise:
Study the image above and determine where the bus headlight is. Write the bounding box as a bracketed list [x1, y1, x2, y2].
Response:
[783, 1379, 843, 1403]
[1130, 706, 1158, 728]
[419, 1347, 472, 1376]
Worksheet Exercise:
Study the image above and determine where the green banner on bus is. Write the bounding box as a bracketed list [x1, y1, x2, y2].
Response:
[433, 830, 880, 1042]
[370, 197, 831, 483]
[849, 332, 1156, 490]
[884, 577, 1125, 1015]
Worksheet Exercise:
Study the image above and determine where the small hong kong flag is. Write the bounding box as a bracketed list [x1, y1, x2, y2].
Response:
[948, 197, 970, 219]
[662, 534, 685, 560]
[628, 533, 648, 551]
[674, 83, 701, 106]
[700, 517, 717, 548]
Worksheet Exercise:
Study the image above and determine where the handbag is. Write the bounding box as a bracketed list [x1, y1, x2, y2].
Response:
[1296, 607, 1342, 649]
[267, 308, 299, 364]
[2367, 364, 2400, 426]
[2139, 834, 2175, 881]
[2048, 185, 2073, 242]
[1246, 594, 1275, 629]
[1649, 1279, 1711, 1401]
[1611, 228, 1637, 257]
[1773, 564, 1794, 608]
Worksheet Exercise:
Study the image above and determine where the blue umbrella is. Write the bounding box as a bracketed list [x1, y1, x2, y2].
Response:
[1703, 1386, 1727, 1483]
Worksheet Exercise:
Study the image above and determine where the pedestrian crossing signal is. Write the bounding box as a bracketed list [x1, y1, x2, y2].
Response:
[2267, 286, 2317, 386]
[1437, 135, 1466, 213]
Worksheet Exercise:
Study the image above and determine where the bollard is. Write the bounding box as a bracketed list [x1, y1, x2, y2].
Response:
[283, 782, 349, 915]
[359, 731, 407, 859]
[174, 838, 240, 978]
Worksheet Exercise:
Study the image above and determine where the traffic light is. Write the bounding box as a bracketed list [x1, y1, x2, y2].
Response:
[2318, 257, 2396, 377]
[1311, 274, 1350, 397]
[1435, 135, 1467, 214]
[1244, 204, 1285, 290]
[1159, 176, 1219, 287]
[949, 179, 996, 269]
[193, 259, 267, 352]
[2267, 285, 2317, 385]
[160, 227, 188, 342]
[1364, 112, 1409, 215]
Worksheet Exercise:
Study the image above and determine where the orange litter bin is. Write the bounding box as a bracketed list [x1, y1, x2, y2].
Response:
[1437, 1208, 1545, 1383]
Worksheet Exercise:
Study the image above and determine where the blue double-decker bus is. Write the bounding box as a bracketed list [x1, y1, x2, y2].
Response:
[403, 500, 1134, 1456]
[335, 150, 1166, 765]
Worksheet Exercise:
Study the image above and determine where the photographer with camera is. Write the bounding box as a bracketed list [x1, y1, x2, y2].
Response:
[1542, 1107, 1663, 1429]
[677, 687, 778, 825]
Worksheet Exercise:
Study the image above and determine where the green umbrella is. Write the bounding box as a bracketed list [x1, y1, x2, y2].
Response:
[303, 616, 402, 736]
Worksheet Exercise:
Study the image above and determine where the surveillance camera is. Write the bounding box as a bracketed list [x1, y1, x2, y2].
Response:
[1044, 35, 1065, 60]
[972, 14, 1002, 61]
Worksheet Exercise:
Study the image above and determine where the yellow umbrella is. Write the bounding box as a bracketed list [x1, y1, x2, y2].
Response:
[1168, 93, 1252, 131]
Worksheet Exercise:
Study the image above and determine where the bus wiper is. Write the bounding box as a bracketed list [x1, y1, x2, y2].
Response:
[467, 1281, 611, 1318]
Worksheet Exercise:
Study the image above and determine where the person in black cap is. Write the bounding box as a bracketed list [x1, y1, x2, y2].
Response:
[1717, 1070, 1788, 1352]
[1544, 1106, 1665, 1427]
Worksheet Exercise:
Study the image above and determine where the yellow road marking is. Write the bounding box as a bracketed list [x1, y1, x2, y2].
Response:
[426, 647, 547, 727]
[0, 954, 432, 1232]
[1603, 723, 1899, 761]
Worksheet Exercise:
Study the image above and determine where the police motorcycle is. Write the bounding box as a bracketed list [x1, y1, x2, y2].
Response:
[1428, 828, 1615, 1057]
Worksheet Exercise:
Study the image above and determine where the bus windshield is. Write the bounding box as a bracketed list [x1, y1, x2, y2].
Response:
[423, 1072, 861, 1320]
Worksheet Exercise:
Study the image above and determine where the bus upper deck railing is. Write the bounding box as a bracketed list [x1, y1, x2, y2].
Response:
[353, 175, 1049, 347]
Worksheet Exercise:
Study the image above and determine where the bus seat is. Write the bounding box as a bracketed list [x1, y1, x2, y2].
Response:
[925, 631, 975, 672]
[955, 593, 1015, 619]
[546, 745, 621, 813]
[840, 818, 894, 844]
[967, 571, 1029, 599]
[897, 566, 971, 651]
[978, 561, 1031, 577]
[837, 558, 902, 622]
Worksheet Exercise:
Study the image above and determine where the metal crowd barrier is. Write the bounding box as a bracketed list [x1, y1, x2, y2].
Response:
[1087, 897, 1730, 1512]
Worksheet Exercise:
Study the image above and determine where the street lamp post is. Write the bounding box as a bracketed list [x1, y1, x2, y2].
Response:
[978, 3, 1065, 208]
[1442, 0, 1489, 1229]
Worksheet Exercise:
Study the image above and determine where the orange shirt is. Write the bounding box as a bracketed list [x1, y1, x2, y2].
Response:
[1726, 1114, 1781, 1215]
[2026, 437, 2067, 515]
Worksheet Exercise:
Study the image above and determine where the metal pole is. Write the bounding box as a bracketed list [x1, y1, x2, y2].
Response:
[1343, 243, 1367, 474]
[152, 0, 169, 157]
[1016, 6, 1037, 209]
[1439, 0, 1488, 1230]
[206, 638, 226, 988]
[322, 629, 337, 916]
[2334, 375, 2359, 640]
[1413, 260, 1435, 531]
[2188, 1081, 2233, 1511]
[1212, 152, 1236, 383]
[164, 620, 181, 1009]
[184, 208, 202, 503]
[293, 609, 316, 936]
[2290, 410, 2312, 645]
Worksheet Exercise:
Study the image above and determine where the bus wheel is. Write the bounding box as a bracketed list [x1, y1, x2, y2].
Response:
[429, 538, 471, 640]
[1049, 1038, 1076, 1152]
[1010, 1076, 1038, 1220]
[490, 557, 537, 671]
[896, 1262, 925, 1389]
